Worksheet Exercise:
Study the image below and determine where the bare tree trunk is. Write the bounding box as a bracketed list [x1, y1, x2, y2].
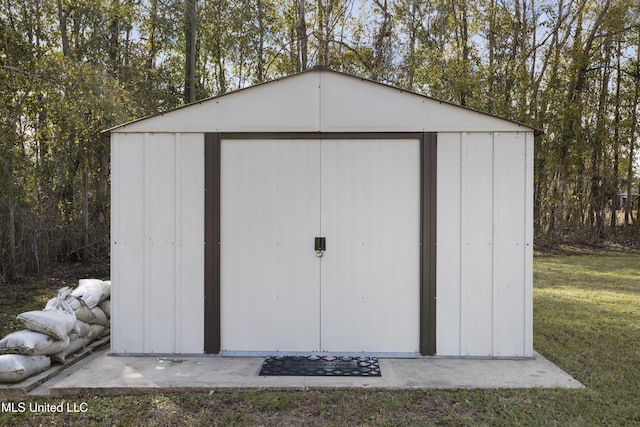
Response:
[216, 47, 226, 93]
[590, 43, 610, 240]
[256, 0, 265, 82]
[8, 173, 16, 283]
[486, 0, 496, 112]
[57, 0, 72, 58]
[459, 0, 470, 106]
[147, 0, 158, 70]
[81, 168, 89, 262]
[6, 102, 20, 283]
[109, 0, 120, 76]
[552, 159, 567, 238]
[372, 0, 392, 81]
[317, 0, 326, 66]
[33, 235, 40, 276]
[297, 0, 308, 71]
[611, 36, 622, 231]
[97, 143, 109, 227]
[185, 0, 197, 103]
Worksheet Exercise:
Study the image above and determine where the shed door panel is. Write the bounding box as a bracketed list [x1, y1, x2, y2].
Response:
[220, 138, 419, 353]
[220, 139, 321, 352]
[320, 139, 420, 352]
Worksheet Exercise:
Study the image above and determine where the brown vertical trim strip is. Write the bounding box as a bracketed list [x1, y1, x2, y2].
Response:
[420, 132, 437, 355]
[204, 131, 434, 355]
[204, 133, 221, 354]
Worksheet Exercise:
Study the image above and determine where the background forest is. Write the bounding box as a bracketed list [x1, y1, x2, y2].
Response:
[1, 0, 639, 282]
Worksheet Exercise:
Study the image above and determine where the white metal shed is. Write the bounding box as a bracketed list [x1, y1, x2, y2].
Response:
[106, 68, 535, 358]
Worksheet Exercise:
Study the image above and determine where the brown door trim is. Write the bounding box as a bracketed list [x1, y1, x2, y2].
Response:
[204, 132, 436, 355]
[421, 132, 437, 355]
[204, 133, 221, 354]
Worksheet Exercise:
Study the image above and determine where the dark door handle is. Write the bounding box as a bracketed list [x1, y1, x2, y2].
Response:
[314, 237, 326, 251]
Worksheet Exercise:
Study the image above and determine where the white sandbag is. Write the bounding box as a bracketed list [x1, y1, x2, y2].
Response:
[101, 280, 111, 300]
[0, 354, 51, 383]
[85, 324, 106, 341]
[73, 320, 91, 339]
[50, 336, 87, 364]
[23, 287, 78, 340]
[47, 286, 73, 303]
[70, 279, 110, 308]
[65, 296, 95, 323]
[79, 278, 104, 287]
[98, 300, 111, 319]
[17, 310, 76, 341]
[44, 287, 75, 314]
[87, 306, 109, 327]
[0, 330, 69, 356]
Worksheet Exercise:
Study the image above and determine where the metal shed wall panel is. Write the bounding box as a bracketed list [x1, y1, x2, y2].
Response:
[435, 132, 462, 356]
[461, 132, 494, 356]
[111, 133, 204, 354]
[108, 70, 533, 135]
[111, 133, 145, 353]
[176, 134, 206, 353]
[320, 73, 526, 133]
[436, 131, 533, 357]
[146, 133, 176, 351]
[493, 132, 527, 356]
[108, 74, 320, 134]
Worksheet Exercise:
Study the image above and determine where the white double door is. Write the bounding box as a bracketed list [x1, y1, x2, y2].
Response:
[220, 138, 420, 353]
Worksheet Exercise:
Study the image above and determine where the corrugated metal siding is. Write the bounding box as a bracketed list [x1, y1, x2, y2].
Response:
[111, 133, 145, 353]
[436, 131, 533, 357]
[435, 133, 462, 356]
[461, 132, 494, 356]
[111, 133, 204, 354]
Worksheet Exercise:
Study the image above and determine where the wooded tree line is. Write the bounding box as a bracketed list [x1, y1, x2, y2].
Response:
[1, 0, 639, 281]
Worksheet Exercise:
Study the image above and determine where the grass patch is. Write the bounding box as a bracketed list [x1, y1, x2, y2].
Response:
[2, 254, 640, 425]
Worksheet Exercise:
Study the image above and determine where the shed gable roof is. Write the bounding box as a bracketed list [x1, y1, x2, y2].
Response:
[104, 68, 536, 134]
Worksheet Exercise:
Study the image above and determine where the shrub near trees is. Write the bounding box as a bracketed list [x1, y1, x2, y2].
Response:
[1, 0, 639, 282]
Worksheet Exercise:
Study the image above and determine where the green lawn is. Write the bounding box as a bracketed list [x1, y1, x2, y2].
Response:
[2, 254, 640, 426]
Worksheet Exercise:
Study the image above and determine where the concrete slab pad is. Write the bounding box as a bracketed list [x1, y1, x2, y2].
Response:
[36, 350, 582, 397]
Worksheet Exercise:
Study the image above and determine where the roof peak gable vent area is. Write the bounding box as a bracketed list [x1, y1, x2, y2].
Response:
[104, 68, 537, 135]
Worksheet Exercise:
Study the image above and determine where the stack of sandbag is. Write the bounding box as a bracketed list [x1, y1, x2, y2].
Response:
[0, 279, 111, 383]
[0, 288, 76, 382]
[52, 279, 111, 363]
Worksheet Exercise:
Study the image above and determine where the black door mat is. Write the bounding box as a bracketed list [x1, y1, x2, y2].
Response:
[259, 356, 381, 377]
